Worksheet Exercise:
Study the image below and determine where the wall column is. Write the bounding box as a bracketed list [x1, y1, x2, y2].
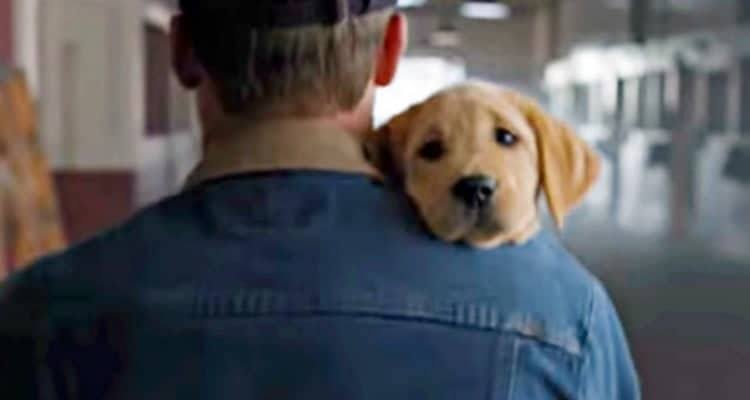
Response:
[0, 0, 12, 64]
[37, 0, 143, 243]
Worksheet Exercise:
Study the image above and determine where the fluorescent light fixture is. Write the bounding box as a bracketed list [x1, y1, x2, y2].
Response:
[398, 0, 427, 8]
[144, 2, 173, 31]
[460, 1, 510, 20]
[430, 30, 462, 47]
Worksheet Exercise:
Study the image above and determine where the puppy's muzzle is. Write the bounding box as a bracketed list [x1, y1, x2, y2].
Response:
[452, 175, 497, 210]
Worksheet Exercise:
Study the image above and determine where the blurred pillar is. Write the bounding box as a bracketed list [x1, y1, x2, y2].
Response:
[610, 79, 626, 221]
[532, 0, 561, 82]
[739, 0, 750, 24]
[654, 0, 671, 38]
[0, 0, 12, 64]
[669, 61, 700, 240]
[630, 0, 650, 43]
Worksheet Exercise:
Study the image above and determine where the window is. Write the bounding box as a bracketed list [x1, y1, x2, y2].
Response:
[739, 58, 750, 134]
[572, 84, 590, 124]
[636, 75, 647, 127]
[548, 88, 567, 117]
[588, 83, 604, 124]
[622, 77, 640, 127]
[677, 65, 696, 125]
[707, 71, 729, 132]
[144, 24, 192, 136]
[663, 70, 680, 130]
[641, 72, 666, 129]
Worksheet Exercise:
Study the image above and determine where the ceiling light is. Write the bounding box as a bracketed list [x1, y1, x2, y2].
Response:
[398, 0, 428, 8]
[430, 30, 462, 48]
[460, 1, 510, 20]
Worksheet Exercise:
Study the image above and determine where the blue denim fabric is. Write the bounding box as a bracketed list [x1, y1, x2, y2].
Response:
[0, 171, 639, 399]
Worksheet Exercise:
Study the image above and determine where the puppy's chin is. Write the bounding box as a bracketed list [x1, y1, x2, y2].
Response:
[417, 201, 475, 243]
[466, 211, 541, 248]
[419, 201, 510, 248]
[418, 199, 537, 248]
[464, 220, 508, 248]
[464, 227, 514, 249]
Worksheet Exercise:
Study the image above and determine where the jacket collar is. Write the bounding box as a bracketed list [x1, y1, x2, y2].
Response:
[184, 119, 381, 189]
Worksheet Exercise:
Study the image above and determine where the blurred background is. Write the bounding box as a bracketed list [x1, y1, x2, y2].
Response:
[1, 0, 750, 398]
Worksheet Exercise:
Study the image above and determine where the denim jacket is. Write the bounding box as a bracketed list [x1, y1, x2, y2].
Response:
[0, 121, 639, 399]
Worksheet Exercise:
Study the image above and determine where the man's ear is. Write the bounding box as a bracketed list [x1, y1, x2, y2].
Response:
[510, 93, 601, 229]
[364, 102, 421, 180]
[374, 13, 407, 87]
[170, 15, 204, 89]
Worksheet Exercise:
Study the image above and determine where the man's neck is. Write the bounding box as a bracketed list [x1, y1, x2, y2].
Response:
[199, 81, 377, 147]
[330, 108, 374, 140]
[202, 113, 372, 150]
[186, 116, 381, 188]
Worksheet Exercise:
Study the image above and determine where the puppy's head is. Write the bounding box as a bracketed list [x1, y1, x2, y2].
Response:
[366, 82, 600, 248]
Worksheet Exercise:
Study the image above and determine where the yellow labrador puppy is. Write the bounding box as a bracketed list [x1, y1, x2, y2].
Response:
[366, 81, 601, 249]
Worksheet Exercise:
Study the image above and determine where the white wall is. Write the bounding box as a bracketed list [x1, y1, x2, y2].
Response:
[374, 56, 466, 127]
[37, 0, 143, 170]
[12, 0, 40, 96]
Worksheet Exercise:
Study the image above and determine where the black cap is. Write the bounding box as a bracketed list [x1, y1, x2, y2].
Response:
[179, 0, 398, 28]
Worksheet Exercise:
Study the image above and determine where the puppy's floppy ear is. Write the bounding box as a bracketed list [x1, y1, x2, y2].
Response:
[364, 103, 422, 180]
[363, 125, 397, 179]
[510, 93, 601, 229]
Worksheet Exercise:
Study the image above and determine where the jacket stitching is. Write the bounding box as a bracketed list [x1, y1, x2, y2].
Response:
[507, 338, 521, 400]
[189, 289, 584, 355]
[576, 282, 598, 399]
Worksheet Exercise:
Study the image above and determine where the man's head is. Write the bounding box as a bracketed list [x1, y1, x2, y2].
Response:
[171, 0, 406, 133]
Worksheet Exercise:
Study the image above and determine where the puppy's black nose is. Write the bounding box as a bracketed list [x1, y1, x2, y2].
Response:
[452, 175, 497, 209]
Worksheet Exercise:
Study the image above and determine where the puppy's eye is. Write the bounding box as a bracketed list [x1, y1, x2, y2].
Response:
[495, 128, 518, 147]
[418, 140, 445, 161]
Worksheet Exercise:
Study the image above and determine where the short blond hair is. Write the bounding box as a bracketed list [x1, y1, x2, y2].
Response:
[185, 9, 393, 116]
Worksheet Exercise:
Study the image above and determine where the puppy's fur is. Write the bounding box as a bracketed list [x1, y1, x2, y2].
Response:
[366, 82, 600, 248]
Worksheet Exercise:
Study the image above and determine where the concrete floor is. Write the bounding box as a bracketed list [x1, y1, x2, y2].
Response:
[563, 227, 750, 400]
